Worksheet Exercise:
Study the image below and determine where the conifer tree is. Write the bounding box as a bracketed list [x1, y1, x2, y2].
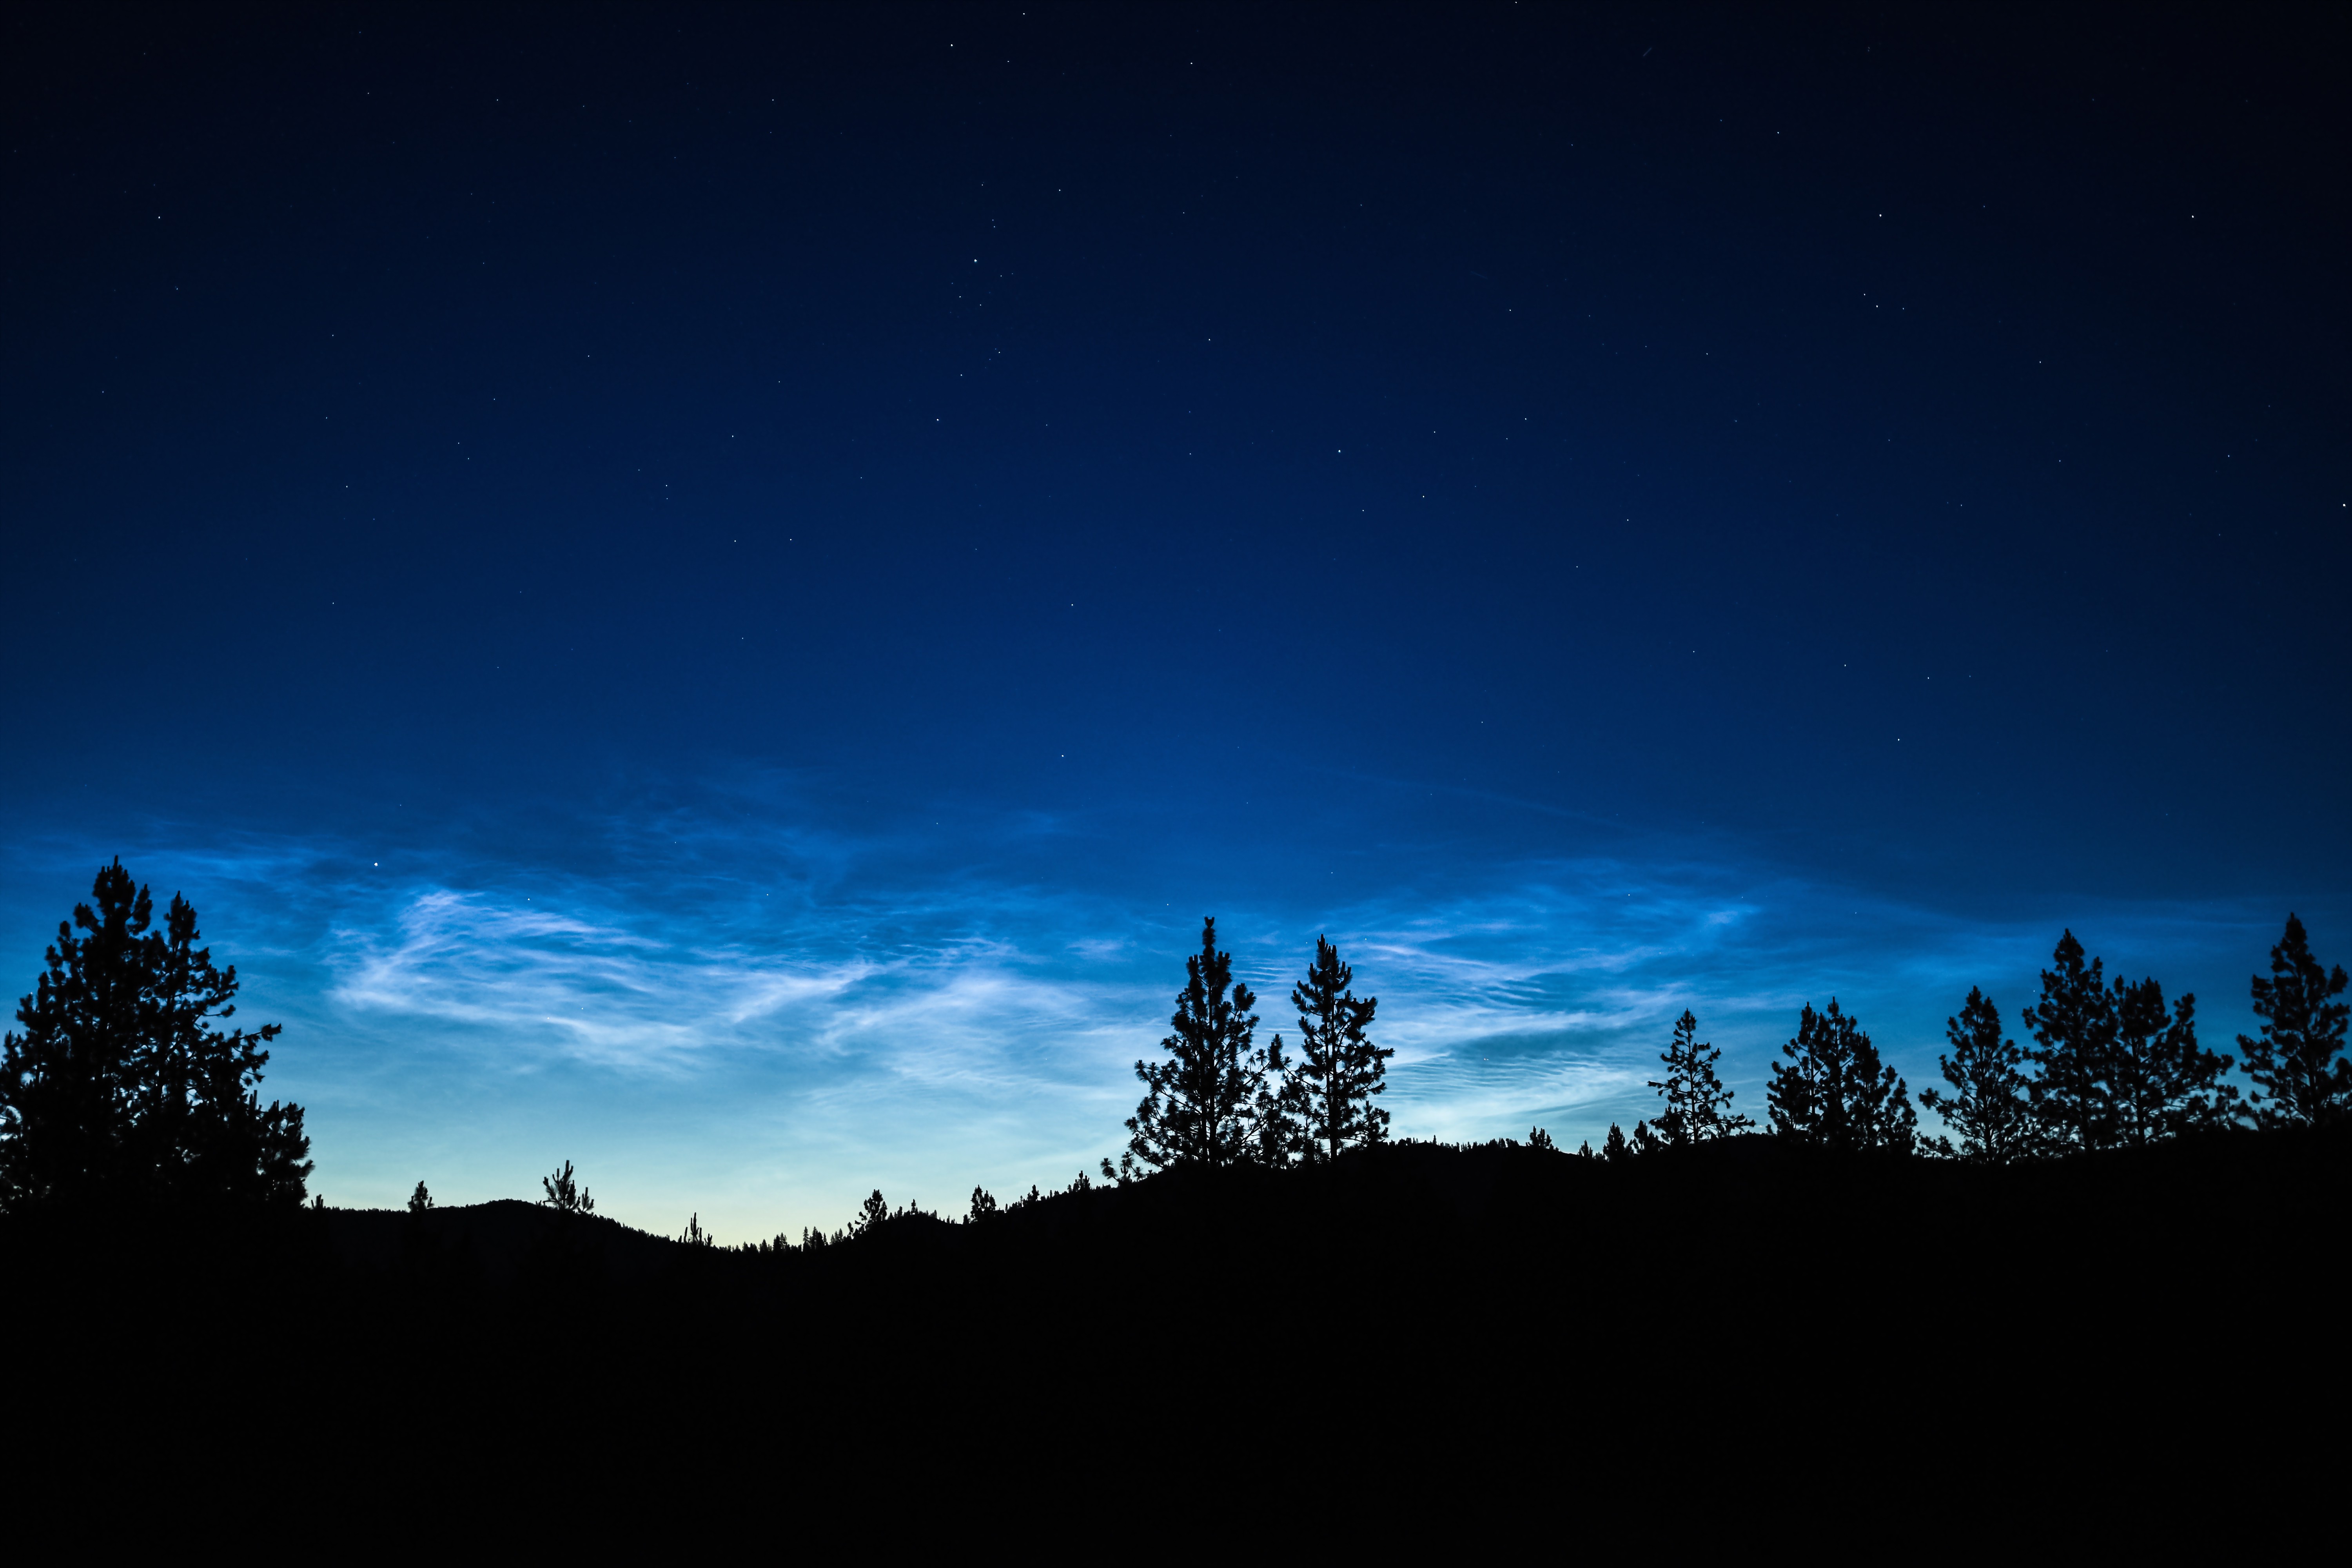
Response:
[541, 1160, 594, 1214]
[1127, 917, 1283, 1172]
[1288, 936, 1392, 1161]
[1648, 1010, 1754, 1145]
[2108, 977, 2237, 1142]
[2236, 914, 2351, 1128]
[409, 1181, 434, 1213]
[1250, 1030, 1305, 1165]
[1601, 1122, 1631, 1161]
[1918, 988, 2038, 1162]
[2022, 931, 2118, 1151]
[1765, 999, 1916, 1152]
[0, 859, 310, 1214]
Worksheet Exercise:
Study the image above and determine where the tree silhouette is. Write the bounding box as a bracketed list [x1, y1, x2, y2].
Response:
[541, 1160, 593, 1214]
[1601, 1122, 1631, 1161]
[1766, 999, 1915, 1152]
[1648, 1011, 1754, 1145]
[967, 1186, 999, 1222]
[1127, 918, 1286, 1172]
[1919, 988, 2038, 1163]
[0, 859, 310, 1214]
[853, 1189, 889, 1235]
[2108, 976, 2237, 1142]
[2236, 914, 2351, 1128]
[2022, 931, 2118, 1151]
[1288, 936, 1392, 1162]
[409, 1181, 434, 1213]
[1249, 1029, 1304, 1166]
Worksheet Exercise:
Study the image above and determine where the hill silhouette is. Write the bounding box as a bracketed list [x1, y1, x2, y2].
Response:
[251, 1133, 2352, 1380]
[6, 1126, 2344, 1528]
[302, 1127, 2349, 1309]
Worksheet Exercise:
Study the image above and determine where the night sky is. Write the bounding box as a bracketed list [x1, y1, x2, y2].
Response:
[4, 4, 2345, 1238]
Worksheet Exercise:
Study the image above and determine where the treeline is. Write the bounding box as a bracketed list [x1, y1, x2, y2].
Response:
[3, 865, 2345, 1246]
[1766, 915, 2347, 1160]
[753, 910, 2351, 1249]
[1098, 913, 2348, 1181]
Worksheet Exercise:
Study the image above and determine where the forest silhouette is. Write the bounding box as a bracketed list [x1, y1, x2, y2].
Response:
[5, 862, 2347, 1483]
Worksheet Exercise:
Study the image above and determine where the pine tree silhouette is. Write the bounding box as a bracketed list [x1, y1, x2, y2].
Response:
[1288, 936, 1392, 1162]
[1766, 999, 1916, 1152]
[2022, 932, 2118, 1151]
[0, 859, 310, 1214]
[2108, 976, 2237, 1142]
[408, 1180, 434, 1213]
[1648, 1010, 1755, 1144]
[540, 1160, 594, 1214]
[853, 1189, 889, 1235]
[1919, 988, 2038, 1162]
[2236, 914, 2351, 1128]
[1249, 1030, 1304, 1166]
[1127, 918, 1287, 1172]
[1601, 1122, 1631, 1161]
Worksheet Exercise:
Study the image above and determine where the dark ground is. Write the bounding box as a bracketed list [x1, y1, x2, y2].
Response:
[5, 1131, 2343, 1530]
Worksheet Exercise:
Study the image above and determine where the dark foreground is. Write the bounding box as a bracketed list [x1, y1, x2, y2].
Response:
[7, 1131, 2345, 1517]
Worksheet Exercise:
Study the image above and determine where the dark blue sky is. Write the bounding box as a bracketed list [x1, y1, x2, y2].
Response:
[4, 4, 2345, 1234]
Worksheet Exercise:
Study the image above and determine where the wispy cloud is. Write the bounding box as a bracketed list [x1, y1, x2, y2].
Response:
[328, 887, 884, 1071]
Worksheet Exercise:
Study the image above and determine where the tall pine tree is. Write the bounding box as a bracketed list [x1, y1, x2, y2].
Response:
[1765, 999, 1915, 1152]
[1648, 1010, 1753, 1144]
[2022, 931, 2118, 1152]
[1289, 936, 1391, 1162]
[1127, 917, 1282, 1172]
[2236, 914, 2351, 1129]
[1918, 987, 2038, 1163]
[0, 859, 310, 1214]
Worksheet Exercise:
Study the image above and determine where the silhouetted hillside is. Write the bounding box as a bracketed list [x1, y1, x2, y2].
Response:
[249, 1129, 2347, 1339]
[20, 1131, 2341, 1336]
[323, 1197, 686, 1290]
[11, 1127, 2344, 1511]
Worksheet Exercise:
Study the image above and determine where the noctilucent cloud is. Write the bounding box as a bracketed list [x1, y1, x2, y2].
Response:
[3, 7, 2344, 1241]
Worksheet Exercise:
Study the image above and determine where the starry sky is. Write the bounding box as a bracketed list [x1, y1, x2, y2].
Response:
[3, 4, 2345, 1239]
